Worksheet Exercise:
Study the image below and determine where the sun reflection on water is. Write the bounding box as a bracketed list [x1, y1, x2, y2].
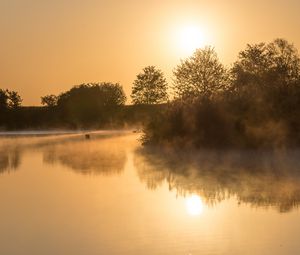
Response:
[185, 194, 204, 216]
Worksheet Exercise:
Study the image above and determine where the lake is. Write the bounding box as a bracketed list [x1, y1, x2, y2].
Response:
[1, 131, 300, 255]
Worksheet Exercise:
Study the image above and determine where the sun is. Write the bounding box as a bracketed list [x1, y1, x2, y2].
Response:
[185, 194, 204, 216]
[178, 25, 206, 56]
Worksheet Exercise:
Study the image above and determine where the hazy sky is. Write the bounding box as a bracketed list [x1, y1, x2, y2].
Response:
[1, 0, 300, 105]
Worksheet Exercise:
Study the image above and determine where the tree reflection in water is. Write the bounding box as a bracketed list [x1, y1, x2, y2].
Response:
[2, 133, 300, 213]
[0, 146, 21, 174]
[0, 132, 129, 176]
[43, 135, 127, 175]
[0, 139, 22, 174]
[134, 147, 300, 213]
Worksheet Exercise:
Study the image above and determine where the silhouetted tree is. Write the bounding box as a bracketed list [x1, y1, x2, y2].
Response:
[143, 40, 300, 148]
[232, 38, 300, 90]
[230, 38, 300, 132]
[267, 39, 300, 83]
[0, 89, 8, 126]
[7, 90, 22, 109]
[173, 47, 229, 99]
[0, 89, 22, 129]
[0, 89, 8, 110]
[131, 66, 168, 104]
[41, 94, 58, 107]
[57, 82, 126, 125]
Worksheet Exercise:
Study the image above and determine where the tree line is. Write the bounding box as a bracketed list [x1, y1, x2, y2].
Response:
[0, 59, 170, 129]
[142, 38, 300, 148]
[2, 38, 300, 149]
[0, 80, 164, 129]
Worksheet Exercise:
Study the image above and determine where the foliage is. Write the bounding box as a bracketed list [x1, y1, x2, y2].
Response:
[131, 66, 168, 104]
[41, 95, 58, 107]
[143, 39, 300, 148]
[142, 98, 235, 148]
[173, 46, 229, 99]
[2, 37, 300, 143]
[57, 82, 126, 107]
[0, 89, 22, 129]
[0, 89, 22, 110]
[0, 89, 8, 110]
[7, 90, 22, 109]
[55, 82, 126, 126]
[232, 39, 300, 90]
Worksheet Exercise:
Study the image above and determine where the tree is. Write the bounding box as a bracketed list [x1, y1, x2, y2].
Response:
[267, 39, 300, 84]
[57, 82, 126, 124]
[41, 95, 58, 107]
[131, 66, 168, 104]
[7, 90, 22, 109]
[0, 89, 8, 110]
[0, 89, 22, 128]
[232, 38, 300, 89]
[173, 47, 229, 99]
[1, 90, 22, 109]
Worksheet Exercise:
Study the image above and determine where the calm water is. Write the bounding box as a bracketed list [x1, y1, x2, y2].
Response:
[1, 131, 300, 255]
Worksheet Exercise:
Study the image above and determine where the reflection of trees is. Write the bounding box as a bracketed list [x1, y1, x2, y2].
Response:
[43, 136, 127, 175]
[0, 147, 21, 174]
[0, 133, 130, 176]
[135, 148, 300, 212]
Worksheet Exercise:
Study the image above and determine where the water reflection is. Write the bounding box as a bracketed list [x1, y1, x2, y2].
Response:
[0, 132, 129, 176]
[0, 146, 21, 174]
[185, 194, 204, 216]
[135, 148, 300, 213]
[3, 132, 300, 213]
[43, 136, 127, 175]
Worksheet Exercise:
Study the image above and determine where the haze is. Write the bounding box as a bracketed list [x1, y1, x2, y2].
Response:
[1, 0, 300, 105]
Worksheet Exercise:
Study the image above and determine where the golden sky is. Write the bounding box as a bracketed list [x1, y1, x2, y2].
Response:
[1, 0, 300, 105]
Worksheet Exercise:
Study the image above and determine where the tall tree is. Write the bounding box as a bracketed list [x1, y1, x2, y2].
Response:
[173, 47, 229, 99]
[232, 38, 300, 89]
[267, 38, 300, 84]
[131, 66, 168, 104]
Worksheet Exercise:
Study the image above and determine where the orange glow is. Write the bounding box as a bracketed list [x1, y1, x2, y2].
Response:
[176, 24, 207, 56]
[1, 1, 300, 105]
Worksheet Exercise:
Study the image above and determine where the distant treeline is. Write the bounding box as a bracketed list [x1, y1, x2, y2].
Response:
[0, 83, 165, 129]
[2, 38, 300, 149]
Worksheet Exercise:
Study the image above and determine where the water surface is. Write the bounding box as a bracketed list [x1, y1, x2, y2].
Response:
[1, 131, 300, 255]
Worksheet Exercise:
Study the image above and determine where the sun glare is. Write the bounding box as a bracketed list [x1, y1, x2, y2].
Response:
[185, 194, 204, 216]
[178, 25, 206, 56]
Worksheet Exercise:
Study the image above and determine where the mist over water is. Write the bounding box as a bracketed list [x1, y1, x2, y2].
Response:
[1, 131, 300, 255]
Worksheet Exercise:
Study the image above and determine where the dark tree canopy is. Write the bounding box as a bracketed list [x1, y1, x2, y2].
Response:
[131, 66, 168, 105]
[143, 39, 300, 148]
[173, 47, 229, 99]
[56, 82, 126, 123]
[0, 89, 22, 109]
[0, 89, 8, 110]
[232, 38, 300, 90]
[41, 95, 58, 107]
[0, 89, 22, 129]
[57, 83, 126, 106]
[7, 90, 22, 109]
